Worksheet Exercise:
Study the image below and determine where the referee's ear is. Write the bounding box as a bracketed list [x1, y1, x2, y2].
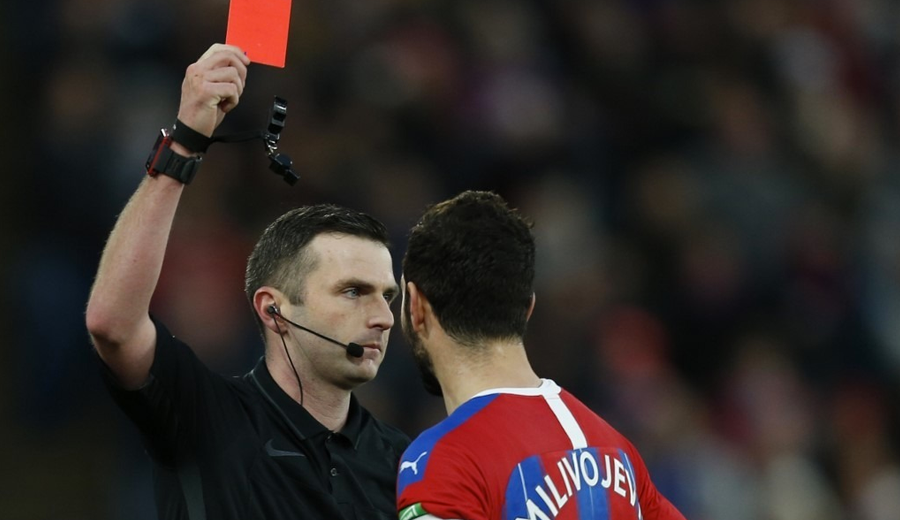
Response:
[253, 286, 285, 336]
[526, 293, 536, 322]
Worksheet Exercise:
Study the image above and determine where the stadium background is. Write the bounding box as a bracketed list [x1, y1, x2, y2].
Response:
[1, 0, 899, 519]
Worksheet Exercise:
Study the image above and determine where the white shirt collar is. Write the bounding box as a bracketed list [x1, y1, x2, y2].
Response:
[470, 378, 559, 399]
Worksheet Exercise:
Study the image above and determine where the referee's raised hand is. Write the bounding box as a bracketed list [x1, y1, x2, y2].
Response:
[177, 43, 251, 138]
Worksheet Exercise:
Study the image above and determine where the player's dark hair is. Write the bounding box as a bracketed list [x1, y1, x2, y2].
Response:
[245, 204, 390, 332]
[403, 191, 535, 345]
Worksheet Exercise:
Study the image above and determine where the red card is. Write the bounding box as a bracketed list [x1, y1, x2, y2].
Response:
[225, 0, 292, 68]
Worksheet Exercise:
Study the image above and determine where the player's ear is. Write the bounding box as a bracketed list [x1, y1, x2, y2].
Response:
[406, 280, 427, 333]
[525, 293, 536, 322]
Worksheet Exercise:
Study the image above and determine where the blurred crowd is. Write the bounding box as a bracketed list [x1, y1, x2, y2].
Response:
[2, 0, 900, 519]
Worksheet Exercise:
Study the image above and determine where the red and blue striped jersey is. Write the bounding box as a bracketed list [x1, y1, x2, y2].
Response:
[397, 380, 686, 520]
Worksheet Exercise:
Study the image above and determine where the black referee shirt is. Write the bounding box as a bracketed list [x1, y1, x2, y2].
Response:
[103, 317, 409, 520]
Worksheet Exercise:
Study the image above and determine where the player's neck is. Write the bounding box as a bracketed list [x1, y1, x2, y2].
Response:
[435, 337, 541, 415]
[265, 354, 351, 431]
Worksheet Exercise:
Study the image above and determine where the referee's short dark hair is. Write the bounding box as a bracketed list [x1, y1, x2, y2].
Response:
[245, 204, 390, 331]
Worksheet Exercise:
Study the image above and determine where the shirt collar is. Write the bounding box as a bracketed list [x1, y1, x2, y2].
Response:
[470, 378, 560, 399]
[250, 357, 364, 448]
[343, 394, 364, 449]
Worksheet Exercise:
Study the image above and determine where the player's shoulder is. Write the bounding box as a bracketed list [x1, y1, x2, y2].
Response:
[400, 392, 503, 469]
[409, 393, 499, 450]
[555, 387, 644, 458]
[558, 388, 621, 429]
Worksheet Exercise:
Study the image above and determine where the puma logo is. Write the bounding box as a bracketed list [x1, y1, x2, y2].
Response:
[400, 451, 428, 475]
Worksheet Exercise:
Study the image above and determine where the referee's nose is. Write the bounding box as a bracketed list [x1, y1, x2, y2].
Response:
[368, 292, 395, 333]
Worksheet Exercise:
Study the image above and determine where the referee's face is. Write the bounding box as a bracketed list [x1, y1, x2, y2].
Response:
[288, 233, 399, 389]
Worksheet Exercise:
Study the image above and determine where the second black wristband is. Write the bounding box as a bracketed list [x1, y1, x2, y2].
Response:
[172, 119, 213, 154]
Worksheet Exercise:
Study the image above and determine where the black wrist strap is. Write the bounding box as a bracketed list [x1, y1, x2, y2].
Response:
[166, 97, 297, 185]
[172, 119, 213, 154]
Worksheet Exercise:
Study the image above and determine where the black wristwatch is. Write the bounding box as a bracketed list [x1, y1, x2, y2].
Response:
[145, 128, 202, 184]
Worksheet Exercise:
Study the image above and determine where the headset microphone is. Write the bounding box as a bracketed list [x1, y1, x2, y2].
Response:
[267, 305, 365, 358]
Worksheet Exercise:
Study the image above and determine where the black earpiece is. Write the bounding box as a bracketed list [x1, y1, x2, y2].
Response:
[267, 304, 279, 316]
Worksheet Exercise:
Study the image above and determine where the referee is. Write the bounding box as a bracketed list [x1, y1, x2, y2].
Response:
[86, 44, 408, 520]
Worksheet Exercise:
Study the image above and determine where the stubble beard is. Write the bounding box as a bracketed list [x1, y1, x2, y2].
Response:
[402, 303, 443, 397]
